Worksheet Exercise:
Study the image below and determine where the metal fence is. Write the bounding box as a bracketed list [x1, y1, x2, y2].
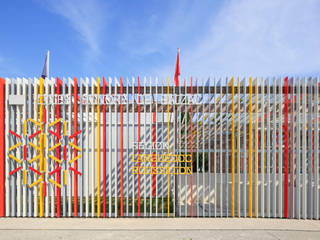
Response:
[0, 76, 319, 219]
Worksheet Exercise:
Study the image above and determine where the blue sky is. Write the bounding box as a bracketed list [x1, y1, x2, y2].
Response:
[0, 0, 319, 80]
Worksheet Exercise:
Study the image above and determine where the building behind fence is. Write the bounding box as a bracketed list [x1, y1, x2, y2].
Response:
[0, 76, 319, 219]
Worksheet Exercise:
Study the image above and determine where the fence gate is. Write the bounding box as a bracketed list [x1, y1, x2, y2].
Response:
[0, 76, 319, 219]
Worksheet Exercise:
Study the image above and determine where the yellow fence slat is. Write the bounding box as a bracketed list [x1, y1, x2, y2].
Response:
[49, 178, 61, 188]
[231, 76, 235, 217]
[49, 154, 62, 164]
[69, 154, 82, 164]
[24, 170, 27, 185]
[9, 142, 22, 152]
[69, 142, 82, 152]
[29, 155, 40, 163]
[39, 77, 45, 217]
[49, 142, 62, 152]
[29, 178, 42, 188]
[48, 118, 62, 127]
[29, 142, 40, 151]
[28, 118, 41, 127]
[9, 154, 22, 164]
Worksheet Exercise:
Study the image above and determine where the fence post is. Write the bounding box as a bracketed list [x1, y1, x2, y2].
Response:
[0, 78, 6, 217]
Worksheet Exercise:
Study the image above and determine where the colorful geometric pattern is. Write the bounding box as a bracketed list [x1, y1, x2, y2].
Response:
[9, 117, 82, 190]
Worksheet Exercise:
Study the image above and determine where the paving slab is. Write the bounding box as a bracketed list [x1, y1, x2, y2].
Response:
[0, 218, 319, 240]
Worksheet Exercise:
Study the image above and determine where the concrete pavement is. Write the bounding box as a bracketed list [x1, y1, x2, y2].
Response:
[0, 218, 319, 239]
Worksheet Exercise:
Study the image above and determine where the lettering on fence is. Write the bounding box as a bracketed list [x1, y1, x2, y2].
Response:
[132, 154, 192, 175]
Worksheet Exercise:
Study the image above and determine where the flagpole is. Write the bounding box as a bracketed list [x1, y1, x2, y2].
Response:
[41, 50, 50, 79]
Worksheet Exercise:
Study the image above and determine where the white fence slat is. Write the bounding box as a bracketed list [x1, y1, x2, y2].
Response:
[266, 78, 271, 217]
[314, 77, 319, 220]
[108, 77, 112, 217]
[85, 77, 90, 217]
[302, 78, 307, 219]
[91, 77, 96, 217]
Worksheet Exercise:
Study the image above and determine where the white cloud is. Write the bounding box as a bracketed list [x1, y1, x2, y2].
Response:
[118, 1, 216, 58]
[157, 0, 320, 78]
[43, 0, 107, 57]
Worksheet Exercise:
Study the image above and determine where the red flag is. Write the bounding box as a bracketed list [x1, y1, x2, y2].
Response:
[174, 49, 180, 86]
